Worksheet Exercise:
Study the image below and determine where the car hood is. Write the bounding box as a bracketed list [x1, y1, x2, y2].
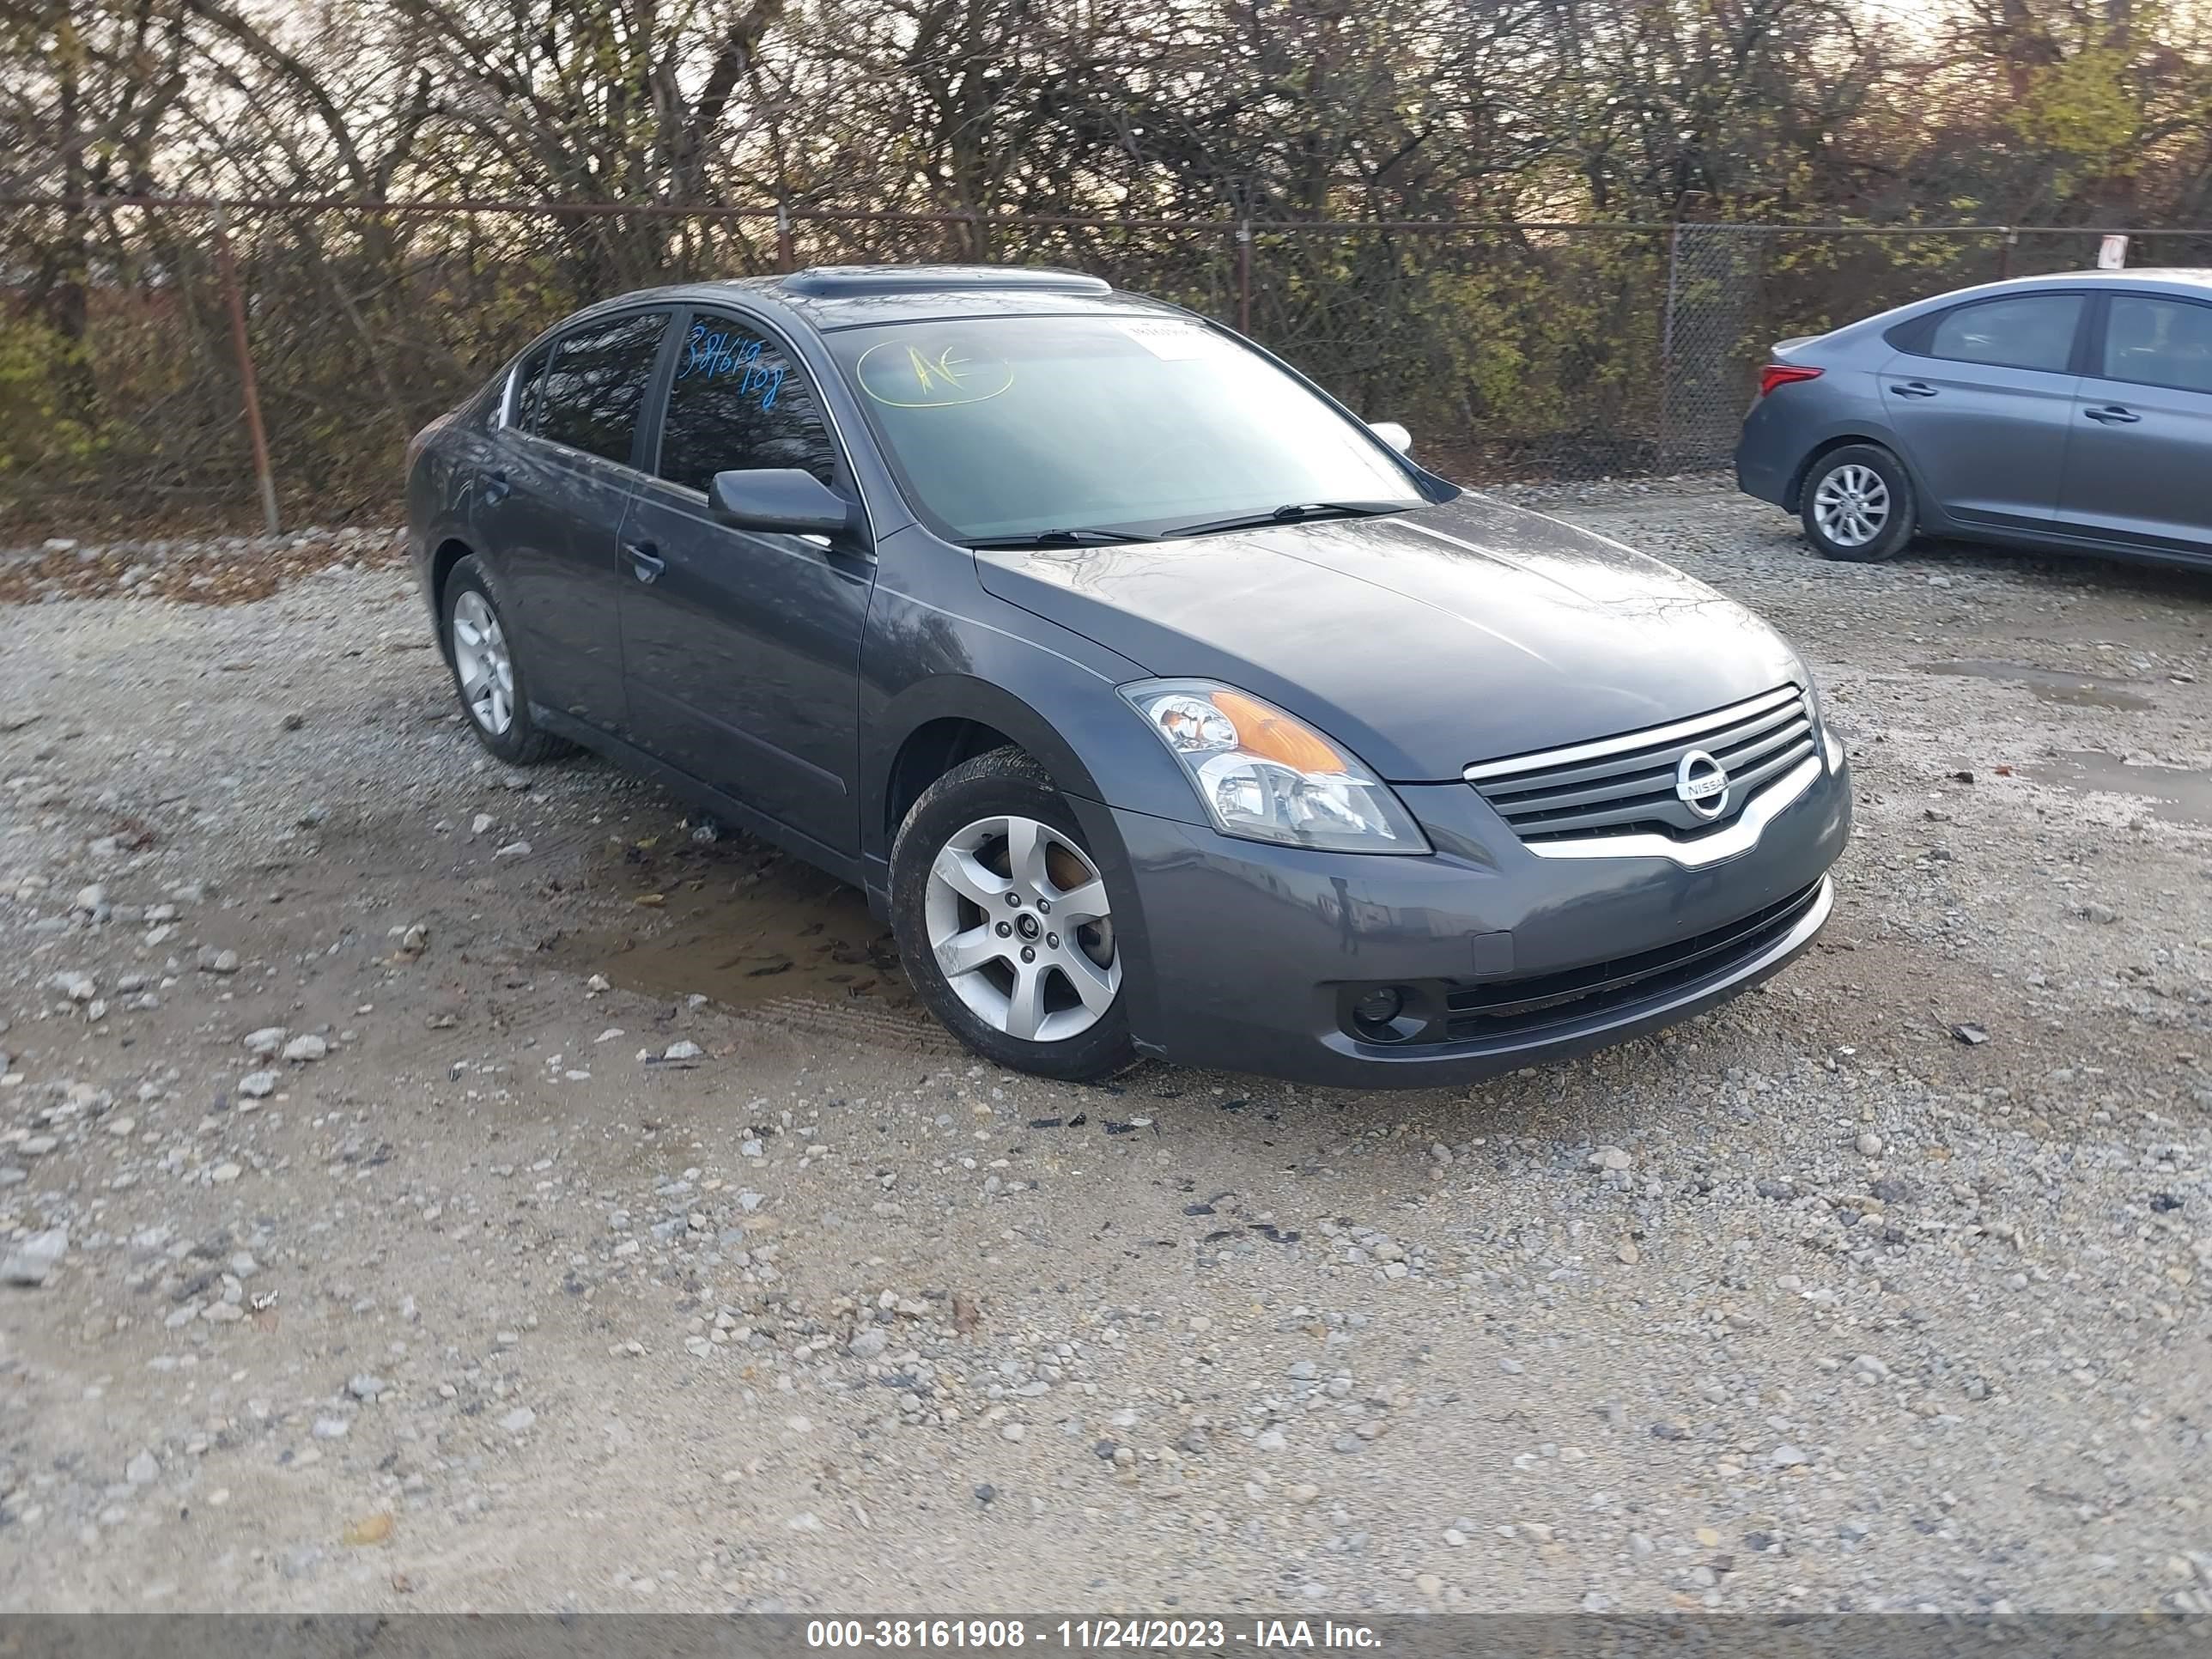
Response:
[972, 495, 1805, 782]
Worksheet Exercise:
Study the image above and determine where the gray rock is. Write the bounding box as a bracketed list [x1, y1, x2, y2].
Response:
[848, 1327, 890, 1360]
[125, 1449, 160, 1486]
[238, 1071, 278, 1099]
[2, 1226, 68, 1285]
[282, 1034, 327, 1063]
[349, 1374, 387, 1401]
[501, 1407, 537, 1433]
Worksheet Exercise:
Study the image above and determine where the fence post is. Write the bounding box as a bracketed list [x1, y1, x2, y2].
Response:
[1996, 228, 2015, 281]
[1656, 219, 1684, 471]
[1235, 218, 1252, 335]
[775, 201, 794, 273]
[210, 208, 281, 536]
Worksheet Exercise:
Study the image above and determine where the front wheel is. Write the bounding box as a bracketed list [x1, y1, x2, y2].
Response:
[890, 747, 1135, 1082]
[1800, 444, 1916, 562]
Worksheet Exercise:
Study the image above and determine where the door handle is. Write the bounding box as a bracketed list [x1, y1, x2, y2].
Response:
[482, 469, 512, 505]
[1890, 381, 1939, 398]
[2083, 404, 2141, 424]
[623, 541, 665, 583]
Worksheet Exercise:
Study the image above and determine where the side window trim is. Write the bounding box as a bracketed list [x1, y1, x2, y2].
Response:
[1893, 290, 2090, 376]
[501, 307, 674, 473]
[647, 303, 875, 544]
[501, 341, 552, 433]
[2088, 290, 2212, 396]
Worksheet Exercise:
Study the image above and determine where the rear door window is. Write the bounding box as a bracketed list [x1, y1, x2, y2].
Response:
[532, 311, 672, 465]
[1922, 295, 2083, 374]
[653, 313, 839, 494]
[2100, 295, 2212, 393]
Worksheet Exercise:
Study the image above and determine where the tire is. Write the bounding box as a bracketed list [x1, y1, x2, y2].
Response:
[440, 555, 571, 765]
[1799, 444, 1916, 562]
[890, 746, 1136, 1082]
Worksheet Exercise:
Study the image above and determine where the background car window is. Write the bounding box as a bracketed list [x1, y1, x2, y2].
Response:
[533, 311, 670, 465]
[509, 343, 552, 429]
[2101, 295, 2212, 393]
[1924, 295, 2082, 373]
[656, 316, 837, 494]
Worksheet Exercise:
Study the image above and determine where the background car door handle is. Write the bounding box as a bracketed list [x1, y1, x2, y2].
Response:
[482, 469, 512, 505]
[2083, 404, 2141, 423]
[1890, 381, 1939, 398]
[623, 541, 665, 583]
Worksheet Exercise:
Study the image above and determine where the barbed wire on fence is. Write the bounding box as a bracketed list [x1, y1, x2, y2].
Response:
[4, 198, 2210, 536]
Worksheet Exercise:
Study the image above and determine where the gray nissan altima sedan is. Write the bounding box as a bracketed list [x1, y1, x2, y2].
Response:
[406, 265, 1850, 1086]
[1737, 269, 2212, 568]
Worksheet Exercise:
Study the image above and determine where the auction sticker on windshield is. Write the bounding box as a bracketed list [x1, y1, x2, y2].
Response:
[1116, 319, 1231, 360]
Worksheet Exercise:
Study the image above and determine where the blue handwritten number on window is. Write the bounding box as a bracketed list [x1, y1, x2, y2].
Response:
[682, 324, 787, 410]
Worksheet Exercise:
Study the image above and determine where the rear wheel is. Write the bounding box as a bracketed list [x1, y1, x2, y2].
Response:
[441, 556, 570, 764]
[1800, 444, 1915, 562]
[890, 747, 1134, 1082]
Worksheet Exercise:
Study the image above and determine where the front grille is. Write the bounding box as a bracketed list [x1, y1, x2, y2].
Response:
[1466, 684, 1815, 844]
[1442, 878, 1824, 1042]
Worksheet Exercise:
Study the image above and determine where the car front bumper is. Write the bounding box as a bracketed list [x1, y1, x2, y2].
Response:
[1081, 738, 1850, 1089]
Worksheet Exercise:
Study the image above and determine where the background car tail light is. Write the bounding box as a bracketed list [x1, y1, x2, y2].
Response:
[1757, 364, 1824, 398]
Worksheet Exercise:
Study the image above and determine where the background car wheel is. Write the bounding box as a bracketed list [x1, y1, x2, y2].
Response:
[1799, 444, 1915, 562]
[891, 746, 1136, 1083]
[441, 556, 571, 764]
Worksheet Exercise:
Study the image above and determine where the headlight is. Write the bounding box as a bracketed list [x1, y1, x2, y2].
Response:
[1120, 678, 1429, 854]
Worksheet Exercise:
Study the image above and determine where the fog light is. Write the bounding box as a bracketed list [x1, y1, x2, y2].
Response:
[1353, 987, 1405, 1025]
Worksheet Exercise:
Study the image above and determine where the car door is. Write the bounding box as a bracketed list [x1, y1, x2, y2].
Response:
[2055, 291, 2212, 554]
[616, 307, 874, 855]
[1878, 290, 2087, 529]
[477, 308, 672, 736]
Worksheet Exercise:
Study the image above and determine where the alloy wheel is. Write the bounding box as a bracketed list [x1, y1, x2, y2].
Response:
[1811, 464, 1890, 549]
[451, 591, 516, 736]
[922, 814, 1121, 1042]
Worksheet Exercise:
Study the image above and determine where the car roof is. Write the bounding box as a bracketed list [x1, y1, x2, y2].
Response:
[1814, 266, 2212, 342]
[558, 264, 1194, 336]
[1975, 267, 2212, 293]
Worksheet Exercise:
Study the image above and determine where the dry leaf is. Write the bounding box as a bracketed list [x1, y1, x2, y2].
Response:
[343, 1512, 394, 1547]
[634, 893, 666, 908]
[951, 1293, 981, 1334]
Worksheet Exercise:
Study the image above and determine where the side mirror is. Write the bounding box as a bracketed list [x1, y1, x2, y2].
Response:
[708, 468, 854, 537]
[1369, 420, 1413, 455]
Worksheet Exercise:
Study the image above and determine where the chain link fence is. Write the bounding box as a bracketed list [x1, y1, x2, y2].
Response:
[3, 201, 2208, 537]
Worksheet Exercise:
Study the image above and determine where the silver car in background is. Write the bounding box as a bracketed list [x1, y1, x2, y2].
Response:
[1735, 270, 2212, 569]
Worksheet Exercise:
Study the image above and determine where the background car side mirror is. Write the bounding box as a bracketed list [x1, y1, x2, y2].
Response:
[708, 469, 854, 537]
[1369, 420, 1413, 455]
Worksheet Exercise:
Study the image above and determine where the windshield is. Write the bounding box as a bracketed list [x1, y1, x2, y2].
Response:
[823, 314, 1424, 542]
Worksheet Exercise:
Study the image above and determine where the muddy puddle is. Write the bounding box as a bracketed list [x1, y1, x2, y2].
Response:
[2025, 750, 2212, 827]
[545, 824, 916, 1014]
[1917, 659, 2155, 712]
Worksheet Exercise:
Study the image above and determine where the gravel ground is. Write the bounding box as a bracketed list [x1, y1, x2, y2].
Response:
[1, 488, 2208, 1616]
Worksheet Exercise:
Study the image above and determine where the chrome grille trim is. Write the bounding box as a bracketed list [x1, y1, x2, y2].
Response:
[1519, 757, 1821, 865]
[1464, 684, 1802, 783]
[1464, 684, 1822, 854]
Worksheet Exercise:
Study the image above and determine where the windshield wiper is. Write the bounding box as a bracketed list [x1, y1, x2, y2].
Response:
[963, 527, 1157, 550]
[1157, 501, 1414, 539]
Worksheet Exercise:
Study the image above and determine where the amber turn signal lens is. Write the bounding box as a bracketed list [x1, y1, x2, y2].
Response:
[1209, 689, 1345, 774]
